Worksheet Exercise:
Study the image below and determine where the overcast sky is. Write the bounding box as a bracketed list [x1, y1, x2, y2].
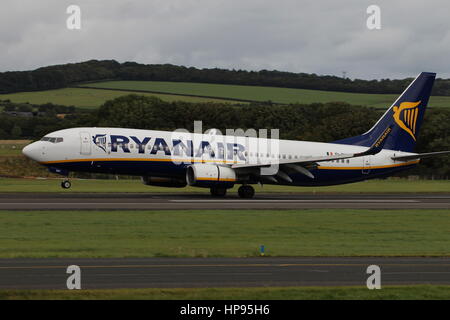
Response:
[1, 0, 450, 79]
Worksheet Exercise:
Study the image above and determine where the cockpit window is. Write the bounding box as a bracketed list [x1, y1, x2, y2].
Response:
[40, 137, 64, 143]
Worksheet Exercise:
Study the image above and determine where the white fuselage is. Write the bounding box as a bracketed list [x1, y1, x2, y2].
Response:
[22, 127, 419, 187]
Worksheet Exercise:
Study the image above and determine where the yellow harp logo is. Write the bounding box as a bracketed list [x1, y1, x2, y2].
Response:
[392, 101, 421, 141]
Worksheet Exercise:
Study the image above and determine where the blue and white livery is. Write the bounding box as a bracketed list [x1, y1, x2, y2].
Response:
[22, 72, 450, 198]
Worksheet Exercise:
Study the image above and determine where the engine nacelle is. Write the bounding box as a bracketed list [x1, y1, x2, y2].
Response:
[186, 164, 236, 188]
[141, 176, 187, 188]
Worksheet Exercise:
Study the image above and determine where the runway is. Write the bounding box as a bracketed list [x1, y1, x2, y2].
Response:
[0, 192, 449, 210]
[1, 257, 449, 289]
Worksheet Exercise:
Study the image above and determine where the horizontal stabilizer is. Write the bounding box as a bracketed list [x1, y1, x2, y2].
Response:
[391, 151, 450, 161]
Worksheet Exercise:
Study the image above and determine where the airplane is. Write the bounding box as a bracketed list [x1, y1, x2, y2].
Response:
[22, 72, 450, 198]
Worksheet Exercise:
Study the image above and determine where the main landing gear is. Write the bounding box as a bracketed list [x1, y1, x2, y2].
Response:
[210, 185, 255, 198]
[238, 185, 255, 199]
[61, 180, 71, 189]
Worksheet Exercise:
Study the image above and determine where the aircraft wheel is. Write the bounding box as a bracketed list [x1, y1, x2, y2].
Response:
[210, 187, 227, 197]
[61, 180, 71, 189]
[238, 185, 255, 199]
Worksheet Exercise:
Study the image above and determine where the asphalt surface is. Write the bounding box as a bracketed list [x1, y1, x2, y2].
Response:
[1, 257, 449, 289]
[0, 192, 449, 210]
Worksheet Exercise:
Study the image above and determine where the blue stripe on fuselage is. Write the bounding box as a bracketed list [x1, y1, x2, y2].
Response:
[45, 160, 417, 186]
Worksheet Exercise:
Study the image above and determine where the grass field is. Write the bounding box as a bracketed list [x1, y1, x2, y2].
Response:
[1, 177, 449, 193]
[80, 80, 450, 108]
[1, 285, 449, 300]
[0, 209, 449, 258]
[0, 87, 235, 109]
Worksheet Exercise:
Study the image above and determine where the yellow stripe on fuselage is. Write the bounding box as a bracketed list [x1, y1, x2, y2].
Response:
[318, 160, 419, 170]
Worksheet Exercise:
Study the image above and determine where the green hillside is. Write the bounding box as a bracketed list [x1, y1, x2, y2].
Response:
[2, 80, 449, 109]
[80, 80, 450, 108]
[0, 87, 235, 109]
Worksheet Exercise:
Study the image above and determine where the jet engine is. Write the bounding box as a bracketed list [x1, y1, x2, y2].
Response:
[186, 164, 236, 188]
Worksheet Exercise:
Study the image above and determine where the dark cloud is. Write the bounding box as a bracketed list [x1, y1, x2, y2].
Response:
[1, 0, 449, 79]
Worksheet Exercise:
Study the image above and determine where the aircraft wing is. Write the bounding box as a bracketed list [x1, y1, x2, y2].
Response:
[232, 153, 361, 169]
[391, 150, 450, 161]
[232, 126, 393, 170]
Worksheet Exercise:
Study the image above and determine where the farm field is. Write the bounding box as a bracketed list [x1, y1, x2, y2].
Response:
[80, 80, 450, 108]
[2, 81, 449, 109]
[0, 87, 235, 109]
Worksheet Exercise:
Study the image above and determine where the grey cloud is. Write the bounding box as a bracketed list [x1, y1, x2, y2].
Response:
[1, 0, 450, 79]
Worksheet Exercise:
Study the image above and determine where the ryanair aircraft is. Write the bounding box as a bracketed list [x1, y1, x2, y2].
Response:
[22, 72, 449, 198]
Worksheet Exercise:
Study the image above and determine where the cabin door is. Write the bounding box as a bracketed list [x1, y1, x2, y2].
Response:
[80, 131, 91, 155]
[362, 156, 371, 174]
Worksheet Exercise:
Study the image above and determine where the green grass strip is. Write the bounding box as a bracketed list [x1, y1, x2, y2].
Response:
[1, 285, 450, 300]
[1, 178, 450, 193]
[0, 209, 449, 258]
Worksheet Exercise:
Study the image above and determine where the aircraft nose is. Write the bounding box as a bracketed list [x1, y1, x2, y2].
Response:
[22, 142, 40, 161]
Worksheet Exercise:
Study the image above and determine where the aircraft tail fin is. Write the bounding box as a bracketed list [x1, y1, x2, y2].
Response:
[334, 72, 436, 152]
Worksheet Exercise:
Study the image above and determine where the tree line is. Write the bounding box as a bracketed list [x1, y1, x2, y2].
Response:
[1, 95, 449, 177]
[2, 60, 450, 96]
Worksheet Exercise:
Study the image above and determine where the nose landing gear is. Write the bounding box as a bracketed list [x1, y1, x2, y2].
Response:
[61, 180, 71, 189]
[238, 185, 255, 199]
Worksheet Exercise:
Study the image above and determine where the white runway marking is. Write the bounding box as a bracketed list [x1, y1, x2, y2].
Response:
[170, 199, 419, 203]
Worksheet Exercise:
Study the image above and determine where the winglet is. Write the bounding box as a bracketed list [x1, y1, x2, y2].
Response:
[354, 126, 392, 157]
